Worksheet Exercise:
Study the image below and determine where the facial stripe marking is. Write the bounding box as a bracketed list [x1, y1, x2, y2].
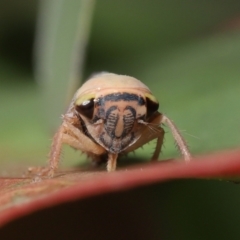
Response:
[105, 106, 119, 138]
[96, 92, 145, 106]
[88, 92, 147, 153]
[95, 104, 137, 153]
[123, 106, 136, 137]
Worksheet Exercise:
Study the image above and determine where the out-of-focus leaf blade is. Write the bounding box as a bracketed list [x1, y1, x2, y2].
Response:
[34, 0, 95, 129]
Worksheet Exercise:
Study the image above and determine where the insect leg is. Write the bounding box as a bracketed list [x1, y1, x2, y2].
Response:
[151, 132, 164, 161]
[47, 124, 65, 177]
[27, 124, 65, 178]
[47, 119, 106, 177]
[161, 115, 191, 162]
[62, 120, 105, 155]
[107, 153, 118, 172]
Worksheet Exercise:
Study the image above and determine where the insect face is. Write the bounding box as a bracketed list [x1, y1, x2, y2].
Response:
[75, 87, 159, 154]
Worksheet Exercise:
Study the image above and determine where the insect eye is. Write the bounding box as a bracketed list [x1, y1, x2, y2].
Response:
[76, 98, 95, 119]
[146, 97, 159, 118]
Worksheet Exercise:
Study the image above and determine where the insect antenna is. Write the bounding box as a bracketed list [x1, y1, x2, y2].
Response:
[138, 120, 163, 136]
[179, 129, 200, 140]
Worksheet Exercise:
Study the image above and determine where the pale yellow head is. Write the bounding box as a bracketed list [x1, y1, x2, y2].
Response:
[73, 73, 159, 154]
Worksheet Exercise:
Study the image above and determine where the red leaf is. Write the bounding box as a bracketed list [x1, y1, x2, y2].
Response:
[0, 149, 240, 228]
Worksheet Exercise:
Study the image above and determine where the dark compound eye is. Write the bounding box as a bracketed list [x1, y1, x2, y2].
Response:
[76, 98, 95, 119]
[146, 97, 159, 118]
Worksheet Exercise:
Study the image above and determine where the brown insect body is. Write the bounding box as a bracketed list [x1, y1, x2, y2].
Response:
[44, 73, 191, 176]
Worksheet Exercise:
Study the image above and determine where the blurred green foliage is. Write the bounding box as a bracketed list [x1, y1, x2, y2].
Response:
[0, 1, 240, 239]
[1, 0, 239, 166]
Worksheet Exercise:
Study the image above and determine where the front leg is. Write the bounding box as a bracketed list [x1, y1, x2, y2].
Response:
[161, 115, 191, 162]
[151, 134, 164, 161]
[32, 117, 105, 178]
[28, 124, 67, 178]
[107, 153, 118, 172]
[129, 112, 191, 162]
